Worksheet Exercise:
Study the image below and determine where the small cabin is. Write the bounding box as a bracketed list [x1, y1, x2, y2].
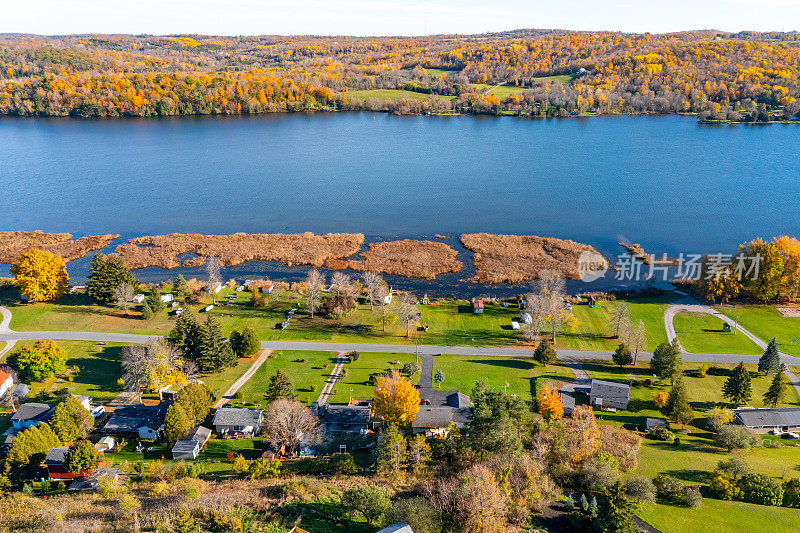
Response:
[722, 322, 732, 333]
[472, 299, 484, 314]
[132, 294, 145, 304]
[161, 294, 174, 303]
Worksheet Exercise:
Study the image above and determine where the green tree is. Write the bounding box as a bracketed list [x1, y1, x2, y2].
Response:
[741, 238, 785, 302]
[434, 369, 445, 388]
[145, 289, 166, 312]
[533, 339, 558, 366]
[376, 423, 407, 475]
[66, 439, 99, 474]
[229, 327, 260, 358]
[167, 311, 204, 362]
[265, 370, 296, 403]
[197, 315, 236, 372]
[723, 361, 753, 405]
[163, 403, 190, 446]
[86, 254, 137, 304]
[326, 452, 357, 475]
[665, 377, 693, 427]
[141, 299, 154, 320]
[597, 482, 638, 533]
[249, 458, 281, 480]
[9, 339, 68, 382]
[650, 341, 682, 383]
[176, 383, 214, 426]
[612, 343, 633, 368]
[763, 365, 788, 408]
[402, 360, 421, 377]
[406, 433, 431, 474]
[758, 338, 781, 375]
[50, 396, 93, 442]
[342, 485, 391, 526]
[7, 422, 61, 467]
[173, 274, 191, 300]
[715, 424, 758, 452]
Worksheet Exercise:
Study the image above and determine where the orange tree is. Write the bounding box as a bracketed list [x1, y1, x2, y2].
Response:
[11, 249, 69, 302]
[536, 383, 564, 422]
[373, 370, 420, 426]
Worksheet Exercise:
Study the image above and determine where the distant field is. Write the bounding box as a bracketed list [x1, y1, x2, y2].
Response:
[719, 304, 800, 356]
[673, 311, 762, 355]
[474, 74, 576, 99]
[638, 498, 800, 533]
[345, 89, 455, 102]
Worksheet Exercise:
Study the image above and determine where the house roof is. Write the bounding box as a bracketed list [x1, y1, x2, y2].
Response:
[376, 523, 414, 533]
[11, 402, 53, 422]
[187, 425, 212, 443]
[646, 418, 667, 431]
[212, 407, 263, 427]
[590, 380, 630, 402]
[0, 369, 12, 385]
[45, 446, 69, 466]
[412, 407, 472, 429]
[560, 392, 576, 411]
[172, 439, 200, 454]
[321, 405, 371, 426]
[103, 402, 170, 433]
[735, 408, 800, 428]
[419, 389, 472, 408]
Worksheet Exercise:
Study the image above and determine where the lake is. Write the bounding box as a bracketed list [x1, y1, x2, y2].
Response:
[1, 113, 799, 292]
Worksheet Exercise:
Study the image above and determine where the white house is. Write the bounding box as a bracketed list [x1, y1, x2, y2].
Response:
[161, 294, 174, 303]
[383, 292, 393, 305]
[212, 408, 263, 437]
[0, 370, 13, 399]
[132, 294, 145, 304]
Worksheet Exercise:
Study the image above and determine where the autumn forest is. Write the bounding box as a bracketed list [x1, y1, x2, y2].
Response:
[1, 29, 800, 121]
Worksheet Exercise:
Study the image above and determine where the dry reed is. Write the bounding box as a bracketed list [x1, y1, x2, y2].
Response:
[0, 231, 118, 264]
[326, 239, 462, 280]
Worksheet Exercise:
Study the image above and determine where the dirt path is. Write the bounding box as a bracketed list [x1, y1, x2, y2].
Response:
[214, 350, 272, 408]
[316, 352, 347, 405]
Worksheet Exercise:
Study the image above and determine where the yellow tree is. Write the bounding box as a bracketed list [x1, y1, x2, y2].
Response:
[565, 405, 601, 464]
[652, 391, 669, 410]
[774, 236, 800, 301]
[12, 249, 69, 302]
[373, 370, 420, 426]
[536, 383, 564, 422]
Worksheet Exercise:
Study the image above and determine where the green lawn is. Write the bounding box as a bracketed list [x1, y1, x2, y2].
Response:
[2, 340, 125, 403]
[638, 498, 800, 533]
[673, 312, 762, 355]
[418, 300, 523, 347]
[432, 355, 574, 402]
[345, 89, 454, 102]
[327, 352, 419, 404]
[719, 304, 800, 356]
[235, 350, 338, 405]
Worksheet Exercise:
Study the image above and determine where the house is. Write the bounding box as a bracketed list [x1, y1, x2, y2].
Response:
[734, 408, 800, 434]
[212, 282, 224, 294]
[589, 380, 630, 410]
[419, 390, 472, 409]
[44, 446, 99, 481]
[160, 293, 174, 303]
[413, 390, 473, 436]
[11, 402, 54, 430]
[520, 312, 532, 324]
[212, 407, 263, 437]
[560, 392, 576, 416]
[95, 436, 116, 452]
[132, 294, 145, 304]
[646, 418, 667, 432]
[376, 524, 414, 533]
[0, 369, 13, 399]
[318, 405, 372, 435]
[260, 284, 273, 294]
[171, 425, 212, 459]
[72, 394, 92, 411]
[383, 291, 393, 305]
[472, 298, 484, 314]
[102, 402, 170, 440]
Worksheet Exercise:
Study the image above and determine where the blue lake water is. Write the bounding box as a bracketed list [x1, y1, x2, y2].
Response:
[1, 113, 799, 293]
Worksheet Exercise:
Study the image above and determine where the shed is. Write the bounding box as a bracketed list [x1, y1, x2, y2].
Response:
[96, 436, 116, 452]
[722, 322, 732, 333]
[132, 294, 145, 304]
[589, 380, 630, 410]
[472, 299, 484, 314]
[172, 439, 201, 460]
[520, 312, 532, 324]
[560, 392, 576, 415]
[160, 294, 174, 303]
[511, 321, 520, 330]
[186, 425, 212, 446]
[645, 418, 667, 432]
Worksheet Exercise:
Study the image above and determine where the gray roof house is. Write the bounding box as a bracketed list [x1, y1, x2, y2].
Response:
[318, 405, 372, 435]
[376, 524, 414, 533]
[413, 390, 473, 436]
[589, 380, 630, 410]
[172, 425, 213, 460]
[11, 403, 54, 430]
[419, 390, 472, 408]
[734, 408, 800, 434]
[646, 418, 667, 432]
[212, 407, 263, 437]
[102, 402, 170, 440]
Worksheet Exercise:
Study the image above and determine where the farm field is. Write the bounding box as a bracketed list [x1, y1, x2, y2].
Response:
[345, 89, 454, 102]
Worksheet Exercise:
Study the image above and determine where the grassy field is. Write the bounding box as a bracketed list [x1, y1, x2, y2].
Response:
[719, 304, 800, 356]
[345, 89, 454, 102]
[432, 355, 574, 401]
[234, 350, 338, 405]
[1, 340, 125, 403]
[638, 498, 800, 533]
[418, 300, 522, 346]
[673, 312, 762, 355]
[327, 352, 419, 404]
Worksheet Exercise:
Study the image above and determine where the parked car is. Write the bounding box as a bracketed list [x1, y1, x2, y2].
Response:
[781, 432, 800, 439]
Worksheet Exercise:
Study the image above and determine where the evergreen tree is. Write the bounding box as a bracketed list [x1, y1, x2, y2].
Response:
[141, 299, 154, 320]
[666, 377, 693, 427]
[66, 439, 99, 474]
[580, 493, 589, 511]
[86, 254, 137, 304]
[50, 396, 93, 442]
[376, 423, 407, 475]
[597, 482, 638, 533]
[229, 326, 260, 357]
[589, 496, 599, 519]
[612, 343, 633, 367]
[145, 289, 165, 312]
[763, 365, 788, 408]
[167, 311, 204, 364]
[173, 274, 191, 300]
[163, 403, 190, 446]
[196, 315, 235, 372]
[7, 422, 61, 467]
[723, 361, 753, 405]
[758, 338, 781, 375]
[434, 369, 445, 388]
[265, 370, 296, 402]
[533, 339, 558, 366]
[650, 341, 682, 383]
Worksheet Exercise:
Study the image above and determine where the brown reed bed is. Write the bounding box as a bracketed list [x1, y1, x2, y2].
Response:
[326, 239, 463, 280]
[110, 232, 365, 270]
[0, 231, 119, 264]
[460, 233, 607, 284]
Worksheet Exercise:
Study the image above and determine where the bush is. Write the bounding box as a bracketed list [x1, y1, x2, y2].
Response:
[716, 457, 750, 480]
[782, 478, 800, 508]
[650, 428, 675, 441]
[714, 424, 759, 451]
[348, 351, 360, 362]
[653, 474, 684, 503]
[710, 474, 742, 501]
[249, 458, 281, 480]
[681, 485, 703, 507]
[342, 485, 391, 526]
[623, 476, 656, 503]
[325, 452, 357, 475]
[385, 497, 443, 533]
[232, 455, 248, 474]
[739, 473, 784, 506]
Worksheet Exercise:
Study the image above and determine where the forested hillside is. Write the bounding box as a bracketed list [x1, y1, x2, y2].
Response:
[1, 30, 799, 120]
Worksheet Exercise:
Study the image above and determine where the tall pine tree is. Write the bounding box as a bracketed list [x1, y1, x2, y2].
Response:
[763, 364, 788, 408]
[196, 315, 235, 373]
[666, 377, 693, 427]
[86, 254, 137, 304]
[265, 370, 296, 402]
[723, 361, 752, 405]
[758, 338, 781, 375]
[650, 340, 682, 383]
